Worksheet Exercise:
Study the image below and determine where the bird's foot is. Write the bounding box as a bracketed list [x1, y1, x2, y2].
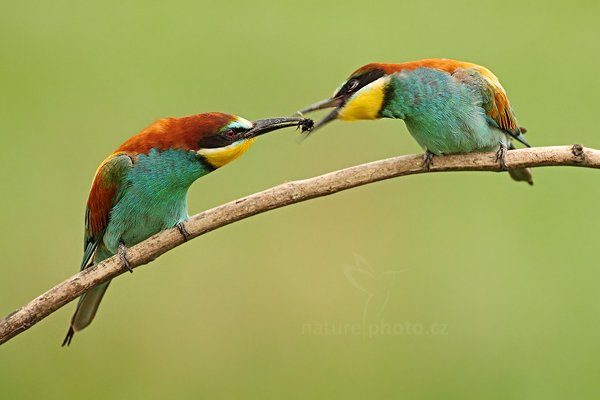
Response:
[422, 150, 435, 170]
[176, 222, 190, 242]
[118, 242, 133, 273]
[495, 143, 508, 171]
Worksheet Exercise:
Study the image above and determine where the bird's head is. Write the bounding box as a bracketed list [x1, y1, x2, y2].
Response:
[194, 113, 311, 168]
[297, 64, 392, 134]
[118, 112, 310, 169]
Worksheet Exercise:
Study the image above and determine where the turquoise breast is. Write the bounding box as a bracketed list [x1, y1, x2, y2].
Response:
[102, 148, 210, 254]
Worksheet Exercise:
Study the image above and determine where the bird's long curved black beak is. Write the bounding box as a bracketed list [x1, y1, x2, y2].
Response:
[296, 96, 344, 135]
[245, 117, 313, 139]
[298, 97, 343, 114]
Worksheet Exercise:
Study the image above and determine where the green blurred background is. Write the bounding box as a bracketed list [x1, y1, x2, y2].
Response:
[2, 0, 600, 398]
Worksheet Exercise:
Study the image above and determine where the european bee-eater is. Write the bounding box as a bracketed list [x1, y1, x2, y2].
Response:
[298, 58, 532, 184]
[63, 112, 310, 346]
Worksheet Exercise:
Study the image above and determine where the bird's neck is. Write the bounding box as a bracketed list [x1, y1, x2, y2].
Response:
[379, 74, 411, 120]
[379, 70, 460, 121]
[128, 148, 210, 195]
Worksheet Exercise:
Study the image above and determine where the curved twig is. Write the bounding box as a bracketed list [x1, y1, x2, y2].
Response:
[1, 145, 598, 345]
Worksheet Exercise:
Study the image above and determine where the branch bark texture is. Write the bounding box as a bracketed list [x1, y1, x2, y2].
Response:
[1, 145, 598, 345]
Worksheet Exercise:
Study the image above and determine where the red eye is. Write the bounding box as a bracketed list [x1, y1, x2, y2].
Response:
[347, 79, 359, 91]
[226, 129, 236, 139]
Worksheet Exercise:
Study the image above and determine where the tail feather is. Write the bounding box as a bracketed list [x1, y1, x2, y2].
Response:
[61, 281, 111, 346]
[62, 327, 75, 347]
[509, 168, 534, 185]
[507, 137, 533, 185]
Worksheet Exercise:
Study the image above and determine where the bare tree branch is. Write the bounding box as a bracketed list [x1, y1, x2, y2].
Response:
[1, 145, 598, 345]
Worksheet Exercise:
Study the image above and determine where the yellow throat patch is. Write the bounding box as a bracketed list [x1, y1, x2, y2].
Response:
[338, 77, 387, 121]
[197, 137, 257, 168]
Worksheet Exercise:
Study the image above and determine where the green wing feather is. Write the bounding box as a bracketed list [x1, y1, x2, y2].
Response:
[81, 153, 133, 270]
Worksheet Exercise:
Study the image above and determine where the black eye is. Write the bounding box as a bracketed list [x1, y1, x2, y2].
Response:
[225, 129, 236, 139]
[347, 79, 359, 91]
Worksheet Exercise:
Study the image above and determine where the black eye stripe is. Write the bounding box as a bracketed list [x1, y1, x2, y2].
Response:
[198, 134, 231, 149]
[199, 126, 250, 149]
[221, 126, 247, 135]
[336, 69, 386, 98]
